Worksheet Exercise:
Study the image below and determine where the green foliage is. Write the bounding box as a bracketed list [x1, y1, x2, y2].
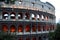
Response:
[49, 23, 60, 40]
[54, 23, 60, 40]
[0, 32, 15, 40]
[0, 0, 5, 2]
[49, 32, 55, 40]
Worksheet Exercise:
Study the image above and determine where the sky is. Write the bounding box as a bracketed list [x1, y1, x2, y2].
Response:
[40, 0, 60, 23]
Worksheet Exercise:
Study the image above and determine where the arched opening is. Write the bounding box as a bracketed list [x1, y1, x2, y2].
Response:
[50, 25, 53, 30]
[37, 14, 40, 20]
[19, 37, 23, 40]
[45, 16, 48, 20]
[2, 25, 8, 32]
[25, 25, 30, 32]
[32, 25, 36, 32]
[25, 12, 30, 20]
[38, 25, 41, 31]
[45, 25, 49, 31]
[10, 12, 16, 19]
[38, 36, 42, 40]
[31, 14, 36, 20]
[26, 37, 30, 40]
[2, 12, 9, 19]
[52, 25, 54, 30]
[18, 24, 23, 32]
[41, 15, 44, 20]
[10, 25, 16, 32]
[50, 25, 54, 30]
[18, 13, 23, 19]
[43, 26, 46, 31]
[32, 37, 36, 40]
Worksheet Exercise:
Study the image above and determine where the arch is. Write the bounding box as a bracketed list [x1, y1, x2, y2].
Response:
[37, 14, 40, 20]
[32, 37, 36, 40]
[2, 25, 8, 32]
[38, 36, 42, 40]
[50, 25, 54, 30]
[25, 12, 30, 19]
[10, 25, 16, 32]
[52, 25, 54, 30]
[2, 12, 9, 19]
[38, 24, 41, 31]
[19, 37, 23, 40]
[32, 25, 36, 32]
[18, 24, 23, 32]
[45, 25, 49, 31]
[26, 37, 30, 40]
[31, 14, 36, 20]
[43, 26, 46, 31]
[25, 25, 30, 32]
[41, 15, 44, 19]
[10, 12, 16, 19]
[18, 12, 23, 19]
[45, 16, 48, 20]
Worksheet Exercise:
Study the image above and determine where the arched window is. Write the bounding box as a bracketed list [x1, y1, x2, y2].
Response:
[15, 1, 22, 6]
[38, 37, 42, 40]
[18, 25, 23, 32]
[45, 16, 48, 20]
[25, 12, 30, 19]
[32, 37, 36, 40]
[18, 13, 23, 19]
[10, 25, 16, 32]
[25, 25, 30, 32]
[2, 25, 8, 32]
[50, 25, 54, 30]
[38, 25, 41, 31]
[37, 14, 40, 20]
[46, 25, 49, 31]
[52, 25, 54, 30]
[19, 1, 22, 4]
[32, 25, 36, 32]
[10, 12, 16, 19]
[26, 37, 30, 40]
[50, 25, 53, 30]
[2, 12, 9, 19]
[31, 14, 35, 20]
[41, 15, 44, 20]
[19, 37, 23, 40]
[10, 0, 15, 4]
[43, 26, 45, 31]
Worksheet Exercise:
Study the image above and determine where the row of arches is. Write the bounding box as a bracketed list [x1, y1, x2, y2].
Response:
[9, 36, 42, 40]
[2, 12, 50, 20]
[19, 37, 38, 40]
[16, 36, 46, 40]
[2, 24, 55, 32]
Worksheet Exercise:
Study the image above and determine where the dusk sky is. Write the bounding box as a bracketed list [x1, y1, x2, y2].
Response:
[41, 0, 60, 23]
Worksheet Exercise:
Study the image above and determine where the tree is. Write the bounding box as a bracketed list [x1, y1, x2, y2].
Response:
[49, 23, 60, 40]
[0, 32, 16, 40]
[54, 23, 60, 40]
[49, 32, 55, 40]
[0, 0, 5, 2]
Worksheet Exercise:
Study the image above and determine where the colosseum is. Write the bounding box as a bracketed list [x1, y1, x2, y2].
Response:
[0, 0, 56, 40]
